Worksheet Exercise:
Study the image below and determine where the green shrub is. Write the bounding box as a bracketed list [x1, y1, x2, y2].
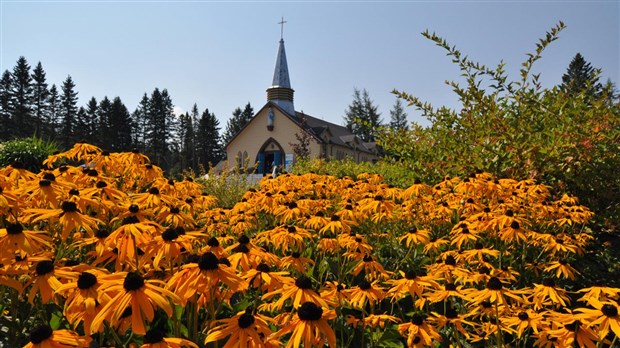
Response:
[0, 137, 58, 172]
[194, 163, 259, 208]
[380, 22, 620, 225]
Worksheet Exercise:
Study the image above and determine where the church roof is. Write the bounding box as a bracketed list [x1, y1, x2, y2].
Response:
[296, 111, 376, 154]
[271, 39, 291, 89]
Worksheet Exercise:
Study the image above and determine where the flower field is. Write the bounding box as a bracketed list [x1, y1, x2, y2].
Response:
[1, 143, 619, 347]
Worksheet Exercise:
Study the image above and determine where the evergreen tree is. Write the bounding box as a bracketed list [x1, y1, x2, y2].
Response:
[196, 108, 223, 168]
[389, 98, 408, 130]
[0, 70, 13, 140]
[97, 97, 112, 147]
[74, 106, 89, 141]
[189, 103, 200, 171]
[108, 97, 133, 151]
[46, 84, 61, 140]
[31, 62, 50, 138]
[84, 97, 99, 141]
[10, 56, 34, 138]
[144, 88, 175, 168]
[222, 102, 254, 144]
[132, 93, 149, 152]
[60, 76, 78, 149]
[344, 88, 382, 142]
[561, 53, 602, 98]
[178, 112, 194, 171]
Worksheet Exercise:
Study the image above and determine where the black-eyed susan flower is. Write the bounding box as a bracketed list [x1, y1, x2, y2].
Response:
[241, 262, 290, 292]
[25, 201, 102, 240]
[166, 251, 247, 305]
[205, 309, 274, 348]
[0, 222, 51, 256]
[25, 259, 78, 304]
[262, 275, 329, 311]
[139, 329, 199, 348]
[279, 251, 314, 274]
[386, 269, 438, 301]
[398, 226, 430, 248]
[345, 279, 385, 309]
[529, 277, 570, 310]
[91, 271, 180, 335]
[23, 324, 91, 348]
[575, 300, 620, 340]
[272, 302, 336, 348]
[397, 313, 442, 347]
[468, 276, 523, 306]
[501, 308, 544, 338]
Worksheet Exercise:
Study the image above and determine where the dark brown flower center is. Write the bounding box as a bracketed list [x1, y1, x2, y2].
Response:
[444, 255, 456, 266]
[411, 313, 425, 325]
[96, 181, 107, 188]
[238, 235, 250, 244]
[6, 223, 23, 235]
[359, 279, 371, 290]
[61, 201, 79, 213]
[517, 312, 529, 321]
[29, 324, 53, 344]
[445, 283, 457, 291]
[542, 278, 556, 287]
[510, 221, 520, 229]
[39, 179, 51, 187]
[256, 263, 271, 273]
[36, 260, 54, 276]
[295, 276, 313, 289]
[298, 302, 323, 321]
[486, 277, 503, 291]
[162, 228, 178, 241]
[170, 206, 180, 214]
[238, 313, 256, 328]
[198, 252, 220, 271]
[602, 304, 618, 317]
[123, 272, 145, 291]
[207, 237, 220, 247]
[149, 187, 160, 195]
[77, 272, 98, 290]
[143, 329, 164, 343]
[405, 270, 417, 280]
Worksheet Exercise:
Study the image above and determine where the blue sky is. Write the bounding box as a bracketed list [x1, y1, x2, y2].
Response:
[2, 1, 618, 128]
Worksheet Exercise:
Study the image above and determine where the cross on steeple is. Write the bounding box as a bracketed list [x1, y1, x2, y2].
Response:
[278, 17, 287, 40]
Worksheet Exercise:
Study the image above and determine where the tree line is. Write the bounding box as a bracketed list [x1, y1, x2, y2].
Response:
[0, 56, 259, 175]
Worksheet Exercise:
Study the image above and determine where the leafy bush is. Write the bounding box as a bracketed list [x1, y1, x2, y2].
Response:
[0, 137, 58, 172]
[194, 163, 260, 208]
[380, 22, 620, 226]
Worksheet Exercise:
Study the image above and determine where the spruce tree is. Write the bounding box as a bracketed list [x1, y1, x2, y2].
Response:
[31, 62, 50, 138]
[344, 88, 382, 142]
[196, 108, 223, 168]
[561, 53, 602, 98]
[46, 84, 61, 140]
[10, 56, 34, 138]
[222, 102, 254, 144]
[178, 112, 194, 171]
[108, 97, 133, 151]
[389, 98, 408, 130]
[84, 97, 98, 141]
[132, 93, 149, 152]
[60, 76, 78, 149]
[74, 106, 89, 141]
[0, 70, 13, 141]
[97, 97, 112, 147]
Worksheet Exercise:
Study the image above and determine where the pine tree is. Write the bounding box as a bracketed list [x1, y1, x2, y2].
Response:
[0, 70, 13, 141]
[97, 97, 112, 147]
[222, 102, 254, 144]
[132, 93, 149, 152]
[389, 98, 408, 130]
[84, 97, 98, 141]
[561, 53, 602, 98]
[178, 112, 194, 171]
[190, 103, 200, 171]
[108, 97, 133, 151]
[46, 84, 61, 140]
[31, 62, 50, 138]
[10, 56, 34, 138]
[344, 88, 382, 142]
[196, 108, 223, 168]
[74, 106, 89, 141]
[60, 76, 78, 149]
[144, 88, 175, 168]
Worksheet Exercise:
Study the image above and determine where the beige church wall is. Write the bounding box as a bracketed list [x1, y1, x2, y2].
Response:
[225, 106, 321, 169]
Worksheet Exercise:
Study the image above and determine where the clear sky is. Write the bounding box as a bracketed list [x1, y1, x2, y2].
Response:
[2, 0, 618, 129]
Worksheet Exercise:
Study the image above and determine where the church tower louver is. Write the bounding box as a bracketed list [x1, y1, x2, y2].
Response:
[266, 36, 295, 116]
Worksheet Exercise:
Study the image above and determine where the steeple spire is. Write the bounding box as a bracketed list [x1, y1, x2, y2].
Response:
[267, 18, 295, 116]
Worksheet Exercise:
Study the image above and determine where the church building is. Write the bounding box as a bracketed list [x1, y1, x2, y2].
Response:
[224, 33, 378, 175]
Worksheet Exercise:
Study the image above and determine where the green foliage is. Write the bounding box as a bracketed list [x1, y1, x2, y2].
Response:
[381, 22, 620, 221]
[0, 137, 58, 171]
[343, 88, 382, 142]
[194, 163, 259, 208]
